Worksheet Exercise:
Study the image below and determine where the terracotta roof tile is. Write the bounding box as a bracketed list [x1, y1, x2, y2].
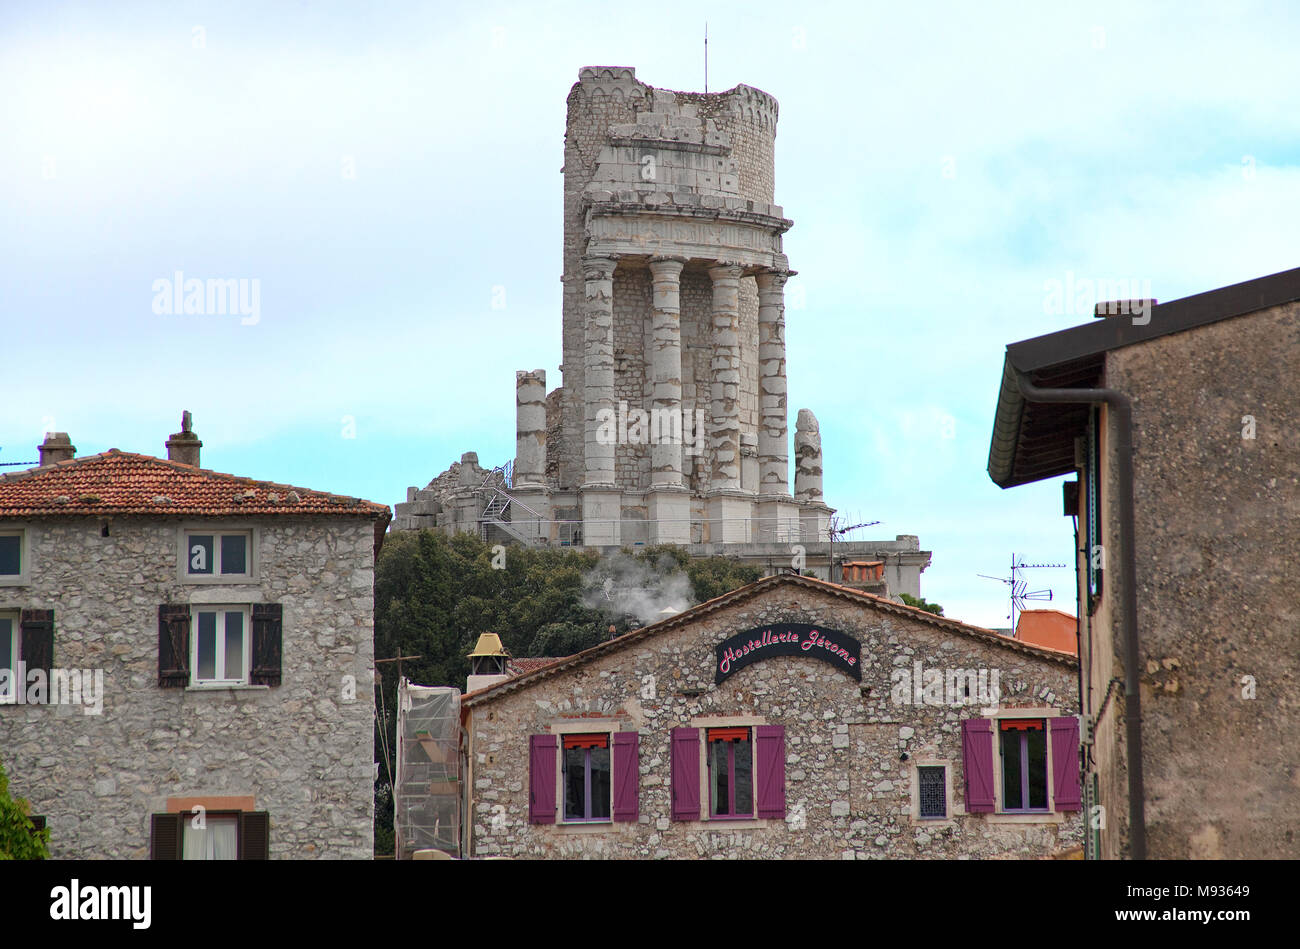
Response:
[0, 450, 390, 520]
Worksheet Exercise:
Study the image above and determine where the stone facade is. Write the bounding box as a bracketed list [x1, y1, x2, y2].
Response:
[0, 446, 387, 859]
[1093, 300, 1300, 859]
[463, 575, 1081, 859]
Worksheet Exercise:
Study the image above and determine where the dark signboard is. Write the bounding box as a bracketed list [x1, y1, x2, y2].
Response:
[715, 624, 862, 684]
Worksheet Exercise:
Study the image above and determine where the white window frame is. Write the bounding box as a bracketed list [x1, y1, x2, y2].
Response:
[0, 609, 18, 702]
[179, 527, 256, 583]
[189, 606, 252, 687]
[0, 528, 29, 586]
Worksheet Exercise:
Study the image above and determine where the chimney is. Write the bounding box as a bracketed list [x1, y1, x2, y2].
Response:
[38, 432, 76, 467]
[466, 632, 511, 692]
[165, 410, 202, 467]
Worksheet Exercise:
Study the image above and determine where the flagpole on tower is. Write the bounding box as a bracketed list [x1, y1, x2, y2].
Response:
[704, 22, 708, 93]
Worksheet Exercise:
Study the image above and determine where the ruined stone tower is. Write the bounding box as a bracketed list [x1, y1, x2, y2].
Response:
[393, 67, 930, 595]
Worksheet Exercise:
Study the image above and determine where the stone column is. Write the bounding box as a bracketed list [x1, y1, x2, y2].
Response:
[794, 408, 823, 501]
[647, 257, 691, 544]
[581, 255, 618, 488]
[649, 257, 685, 488]
[755, 270, 790, 495]
[707, 262, 744, 492]
[514, 369, 547, 488]
[581, 254, 620, 546]
[795, 408, 831, 543]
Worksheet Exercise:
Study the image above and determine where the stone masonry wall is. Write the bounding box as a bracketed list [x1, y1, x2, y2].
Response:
[0, 514, 376, 859]
[467, 586, 1080, 859]
[1105, 300, 1300, 858]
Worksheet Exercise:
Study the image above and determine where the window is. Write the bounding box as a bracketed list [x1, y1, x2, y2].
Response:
[185, 531, 250, 578]
[917, 765, 947, 819]
[183, 815, 239, 860]
[191, 607, 251, 686]
[0, 532, 21, 576]
[150, 811, 269, 860]
[708, 727, 754, 818]
[999, 719, 1048, 811]
[527, 731, 639, 825]
[562, 734, 611, 822]
[0, 611, 16, 702]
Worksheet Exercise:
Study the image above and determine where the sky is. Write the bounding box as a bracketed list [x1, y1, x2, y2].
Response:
[2, 0, 1298, 628]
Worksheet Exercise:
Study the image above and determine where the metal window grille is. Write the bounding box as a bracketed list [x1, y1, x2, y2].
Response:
[918, 766, 946, 818]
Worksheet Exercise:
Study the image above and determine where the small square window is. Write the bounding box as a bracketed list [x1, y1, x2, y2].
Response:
[192, 608, 250, 686]
[0, 533, 20, 576]
[186, 531, 251, 578]
[918, 766, 947, 819]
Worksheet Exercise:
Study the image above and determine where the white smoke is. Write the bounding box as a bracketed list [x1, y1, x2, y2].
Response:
[580, 552, 695, 627]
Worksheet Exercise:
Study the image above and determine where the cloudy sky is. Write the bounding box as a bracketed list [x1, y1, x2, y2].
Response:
[3, 0, 1297, 627]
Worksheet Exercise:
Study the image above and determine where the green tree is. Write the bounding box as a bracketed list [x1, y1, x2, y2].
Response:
[0, 758, 48, 860]
[899, 592, 944, 616]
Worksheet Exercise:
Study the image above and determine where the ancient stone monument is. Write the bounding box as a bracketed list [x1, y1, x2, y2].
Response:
[394, 67, 930, 593]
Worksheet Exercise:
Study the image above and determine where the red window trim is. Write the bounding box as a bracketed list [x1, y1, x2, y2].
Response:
[999, 718, 1044, 732]
[708, 727, 750, 743]
[562, 733, 609, 750]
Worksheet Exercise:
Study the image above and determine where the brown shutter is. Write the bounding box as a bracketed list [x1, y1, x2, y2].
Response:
[158, 604, 191, 687]
[250, 604, 282, 686]
[150, 813, 183, 859]
[19, 609, 53, 679]
[240, 811, 270, 859]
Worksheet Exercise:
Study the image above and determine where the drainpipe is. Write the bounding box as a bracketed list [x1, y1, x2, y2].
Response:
[1015, 371, 1147, 860]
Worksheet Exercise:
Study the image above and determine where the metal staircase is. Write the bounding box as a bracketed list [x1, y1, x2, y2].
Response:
[478, 463, 546, 547]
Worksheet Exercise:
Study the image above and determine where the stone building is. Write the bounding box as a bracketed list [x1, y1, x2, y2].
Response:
[460, 573, 1081, 859]
[0, 418, 390, 859]
[393, 67, 931, 596]
[987, 265, 1300, 859]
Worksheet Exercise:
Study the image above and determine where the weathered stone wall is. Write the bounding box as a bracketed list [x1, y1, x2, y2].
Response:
[0, 515, 376, 859]
[1102, 300, 1300, 858]
[467, 585, 1080, 859]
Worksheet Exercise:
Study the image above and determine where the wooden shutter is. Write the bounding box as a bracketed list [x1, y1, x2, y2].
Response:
[754, 725, 786, 819]
[961, 718, 996, 813]
[250, 603, 283, 686]
[19, 609, 53, 679]
[240, 811, 270, 859]
[150, 813, 183, 859]
[669, 727, 700, 821]
[528, 734, 557, 824]
[611, 731, 639, 822]
[1049, 716, 1082, 811]
[158, 604, 191, 687]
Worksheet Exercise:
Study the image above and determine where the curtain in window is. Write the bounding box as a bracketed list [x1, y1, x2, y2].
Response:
[183, 817, 239, 859]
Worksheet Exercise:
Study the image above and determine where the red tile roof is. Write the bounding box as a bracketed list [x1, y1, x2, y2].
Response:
[507, 657, 567, 676]
[0, 450, 390, 520]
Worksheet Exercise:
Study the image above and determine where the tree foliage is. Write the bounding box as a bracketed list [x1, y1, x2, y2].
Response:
[0, 758, 48, 860]
[899, 592, 944, 616]
[370, 531, 760, 854]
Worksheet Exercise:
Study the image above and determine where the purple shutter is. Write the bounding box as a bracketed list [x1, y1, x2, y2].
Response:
[528, 734, 557, 824]
[755, 725, 786, 819]
[1049, 716, 1082, 811]
[670, 728, 700, 821]
[961, 718, 996, 813]
[612, 731, 640, 822]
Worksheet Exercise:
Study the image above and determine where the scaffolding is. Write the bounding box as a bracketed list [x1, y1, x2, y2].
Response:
[395, 679, 460, 858]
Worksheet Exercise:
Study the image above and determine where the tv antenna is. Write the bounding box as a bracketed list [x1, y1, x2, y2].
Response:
[828, 513, 881, 582]
[978, 552, 1067, 631]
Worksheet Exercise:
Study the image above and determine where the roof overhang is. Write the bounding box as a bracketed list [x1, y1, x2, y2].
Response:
[988, 265, 1300, 489]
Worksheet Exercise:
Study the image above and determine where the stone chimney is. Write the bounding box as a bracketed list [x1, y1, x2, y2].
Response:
[165, 410, 202, 467]
[38, 432, 76, 467]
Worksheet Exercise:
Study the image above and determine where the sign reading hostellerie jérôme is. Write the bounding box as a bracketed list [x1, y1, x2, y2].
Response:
[715, 624, 862, 684]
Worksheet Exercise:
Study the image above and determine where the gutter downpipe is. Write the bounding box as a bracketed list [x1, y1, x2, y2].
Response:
[1015, 371, 1147, 860]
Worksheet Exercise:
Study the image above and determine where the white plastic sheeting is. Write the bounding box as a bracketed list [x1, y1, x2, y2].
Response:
[395, 679, 461, 858]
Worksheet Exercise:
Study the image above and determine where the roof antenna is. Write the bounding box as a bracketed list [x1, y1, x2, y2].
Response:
[704, 22, 708, 93]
